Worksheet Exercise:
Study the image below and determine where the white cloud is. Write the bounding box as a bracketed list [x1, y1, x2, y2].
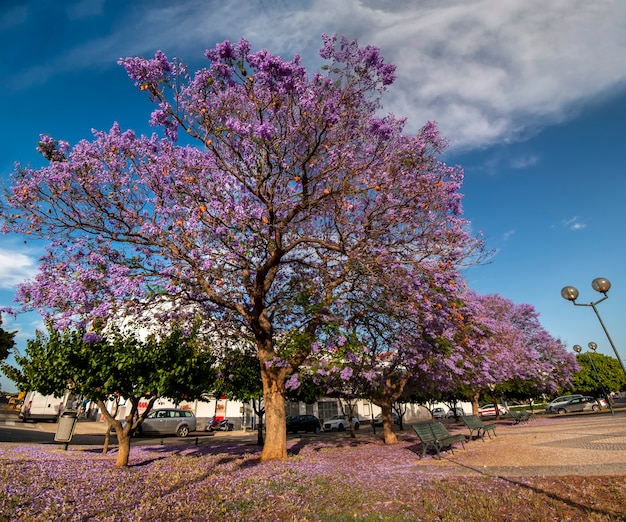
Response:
[562, 217, 587, 231]
[509, 154, 539, 170]
[8, 0, 626, 151]
[0, 248, 38, 289]
[502, 230, 516, 241]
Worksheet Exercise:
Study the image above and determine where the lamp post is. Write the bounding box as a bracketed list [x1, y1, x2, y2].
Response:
[573, 343, 614, 415]
[561, 277, 626, 378]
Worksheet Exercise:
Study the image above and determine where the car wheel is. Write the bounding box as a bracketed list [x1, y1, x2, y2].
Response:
[313, 426, 319, 433]
[592, 404, 599, 411]
[338, 424, 345, 432]
[177, 425, 190, 437]
[557, 408, 566, 415]
[354, 422, 360, 430]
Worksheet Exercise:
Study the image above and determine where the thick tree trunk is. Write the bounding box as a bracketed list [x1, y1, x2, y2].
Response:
[260, 369, 288, 461]
[115, 430, 132, 467]
[96, 398, 140, 467]
[379, 403, 398, 444]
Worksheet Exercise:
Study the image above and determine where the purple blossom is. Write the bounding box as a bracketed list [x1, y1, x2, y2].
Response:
[285, 374, 301, 390]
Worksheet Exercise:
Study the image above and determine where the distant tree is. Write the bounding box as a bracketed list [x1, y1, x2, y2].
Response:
[5, 322, 216, 467]
[571, 352, 626, 398]
[462, 293, 578, 415]
[213, 344, 265, 445]
[307, 277, 487, 444]
[0, 313, 16, 362]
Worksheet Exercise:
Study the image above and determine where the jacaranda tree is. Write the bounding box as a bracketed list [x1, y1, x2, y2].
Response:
[1, 35, 483, 460]
[304, 272, 486, 443]
[467, 293, 578, 413]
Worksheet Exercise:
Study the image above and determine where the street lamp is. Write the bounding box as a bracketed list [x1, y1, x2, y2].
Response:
[573, 343, 614, 414]
[561, 277, 626, 378]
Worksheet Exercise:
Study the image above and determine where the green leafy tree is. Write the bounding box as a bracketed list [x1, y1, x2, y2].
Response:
[0, 313, 16, 362]
[5, 322, 216, 467]
[571, 353, 626, 398]
[213, 345, 265, 445]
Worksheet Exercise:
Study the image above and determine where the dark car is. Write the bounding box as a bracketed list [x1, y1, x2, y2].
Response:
[286, 414, 321, 434]
[372, 412, 399, 426]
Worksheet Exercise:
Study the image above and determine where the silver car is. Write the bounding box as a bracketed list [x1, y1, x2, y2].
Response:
[546, 394, 584, 414]
[136, 408, 196, 437]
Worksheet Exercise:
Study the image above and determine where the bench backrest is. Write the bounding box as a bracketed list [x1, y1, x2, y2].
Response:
[430, 421, 452, 439]
[413, 423, 436, 442]
[463, 415, 483, 428]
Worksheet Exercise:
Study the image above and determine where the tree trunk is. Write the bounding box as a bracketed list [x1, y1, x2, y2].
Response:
[115, 428, 132, 467]
[253, 399, 265, 446]
[96, 398, 136, 467]
[260, 370, 288, 461]
[379, 403, 398, 444]
[103, 426, 112, 455]
[493, 393, 500, 420]
[471, 391, 480, 415]
[258, 335, 289, 461]
[256, 415, 265, 446]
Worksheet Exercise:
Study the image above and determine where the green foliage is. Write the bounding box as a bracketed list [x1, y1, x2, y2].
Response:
[213, 347, 262, 402]
[5, 322, 217, 403]
[571, 353, 626, 395]
[214, 344, 322, 404]
[0, 314, 16, 362]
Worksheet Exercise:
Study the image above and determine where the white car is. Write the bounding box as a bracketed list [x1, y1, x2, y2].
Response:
[478, 404, 508, 417]
[323, 415, 360, 431]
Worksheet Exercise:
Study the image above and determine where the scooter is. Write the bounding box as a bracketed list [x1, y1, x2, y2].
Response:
[205, 417, 234, 432]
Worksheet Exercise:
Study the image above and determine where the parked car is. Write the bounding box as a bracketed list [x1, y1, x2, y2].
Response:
[446, 407, 465, 418]
[372, 412, 399, 426]
[583, 396, 608, 409]
[552, 396, 601, 414]
[545, 394, 584, 414]
[478, 404, 508, 417]
[431, 407, 446, 419]
[323, 415, 360, 431]
[286, 414, 321, 434]
[134, 408, 196, 437]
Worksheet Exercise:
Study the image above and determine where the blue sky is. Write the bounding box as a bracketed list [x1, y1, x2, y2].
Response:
[2, 0, 626, 392]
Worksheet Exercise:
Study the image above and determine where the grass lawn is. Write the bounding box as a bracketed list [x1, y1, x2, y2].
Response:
[1, 435, 625, 521]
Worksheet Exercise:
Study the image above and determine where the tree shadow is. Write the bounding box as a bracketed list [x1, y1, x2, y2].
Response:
[447, 458, 621, 519]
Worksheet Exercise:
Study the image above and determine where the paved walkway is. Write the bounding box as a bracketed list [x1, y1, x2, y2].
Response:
[408, 411, 626, 477]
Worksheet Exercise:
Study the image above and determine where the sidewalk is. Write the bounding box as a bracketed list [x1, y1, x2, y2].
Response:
[409, 411, 626, 477]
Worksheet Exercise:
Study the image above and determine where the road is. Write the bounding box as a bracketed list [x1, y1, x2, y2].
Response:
[0, 408, 225, 447]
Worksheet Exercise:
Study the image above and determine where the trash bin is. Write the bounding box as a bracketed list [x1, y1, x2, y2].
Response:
[55, 410, 79, 444]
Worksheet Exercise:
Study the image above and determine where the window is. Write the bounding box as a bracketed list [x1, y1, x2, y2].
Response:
[317, 401, 338, 423]
[285, 401, 300, 417]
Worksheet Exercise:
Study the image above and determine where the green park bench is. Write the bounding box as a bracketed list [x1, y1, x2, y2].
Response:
[508, 409, 531, 424]
[461, 414, 497, 441]
[413, 422, 466, 459]
[413, 423, 439, 459]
